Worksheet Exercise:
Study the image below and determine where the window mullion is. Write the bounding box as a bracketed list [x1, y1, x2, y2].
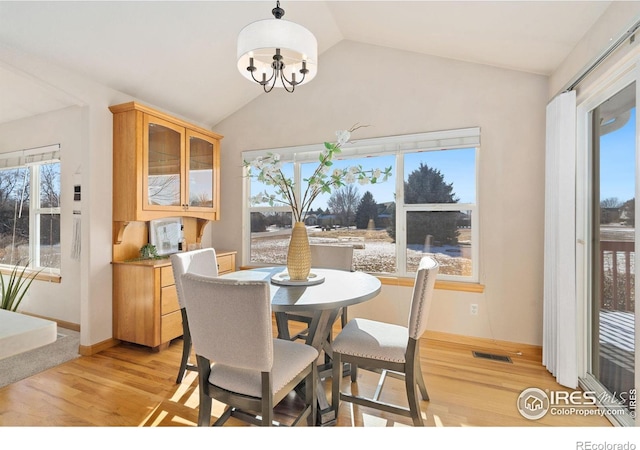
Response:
[294, 161, 302, 224]
[29, 165, 40, 269]
[396, 152, 407, 276]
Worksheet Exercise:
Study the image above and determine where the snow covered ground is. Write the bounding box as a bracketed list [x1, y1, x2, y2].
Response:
[251, 227, 471, 275]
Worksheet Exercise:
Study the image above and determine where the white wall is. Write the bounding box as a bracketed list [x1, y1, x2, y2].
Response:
[0, 106, 82, 324]
[212, 40, 549, 346]
[0, 44, 128, 348]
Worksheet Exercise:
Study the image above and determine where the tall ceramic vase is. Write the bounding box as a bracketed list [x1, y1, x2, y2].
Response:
[287, 221, 311, 281]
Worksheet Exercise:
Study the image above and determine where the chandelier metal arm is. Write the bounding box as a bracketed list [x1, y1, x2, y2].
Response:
[279, 67, 307, 93]
[247, 57, 277, 88]
[280, 71, 295, 93]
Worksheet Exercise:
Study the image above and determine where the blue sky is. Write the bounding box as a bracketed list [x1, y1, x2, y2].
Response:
[600, 107, 636, 204]
[404, 148, 476, 204]
[250, 147, 477, 211]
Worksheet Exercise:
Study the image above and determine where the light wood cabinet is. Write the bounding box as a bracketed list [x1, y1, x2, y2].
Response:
[110, 101, 223, 223]
[112, 250, 237, 350]
[110, 102, 233, 351]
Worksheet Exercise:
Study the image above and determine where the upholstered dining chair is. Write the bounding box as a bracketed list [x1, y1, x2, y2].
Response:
[280, 244, 354, 342]
[180, 273, 319, 427]
[170, 248, 218, 384]
[331, 256, 439, 426]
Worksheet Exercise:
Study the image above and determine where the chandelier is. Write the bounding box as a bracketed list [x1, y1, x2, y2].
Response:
[237, 1, 317, 93]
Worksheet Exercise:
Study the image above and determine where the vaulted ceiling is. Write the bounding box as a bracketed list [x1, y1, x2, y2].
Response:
[0, 1, 612, 128]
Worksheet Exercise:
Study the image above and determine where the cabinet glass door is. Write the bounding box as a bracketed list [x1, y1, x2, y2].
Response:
[186, 130, 217, 210]
[145, 116, 184, 208]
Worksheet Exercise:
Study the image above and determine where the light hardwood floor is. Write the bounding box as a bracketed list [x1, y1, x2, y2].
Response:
[0, 324, 612, 427]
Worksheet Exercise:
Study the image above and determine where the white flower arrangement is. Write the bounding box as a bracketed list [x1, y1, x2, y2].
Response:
[244, 125, 392, 223]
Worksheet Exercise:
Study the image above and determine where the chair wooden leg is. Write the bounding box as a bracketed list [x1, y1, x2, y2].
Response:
[196, 355, 212, 426]
[332, 352, 342, 418]
[197, 397, 212, 426]
[307, 362, 318, 426]
[261, 372, 274, 426]
[350, 363, 358, 382]
[405, 368, 424, 426]
[405, 344, 425, 427]
[261, 408, 273, 426]
[416, 364, 429, 401]
[176, 310, 193, 384]
[176, 335, 191, 384]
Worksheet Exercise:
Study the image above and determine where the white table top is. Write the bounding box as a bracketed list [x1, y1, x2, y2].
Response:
[219, 267, 381, 313]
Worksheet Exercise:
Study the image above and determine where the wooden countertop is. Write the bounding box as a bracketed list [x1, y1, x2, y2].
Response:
[111, 249, 236, 267]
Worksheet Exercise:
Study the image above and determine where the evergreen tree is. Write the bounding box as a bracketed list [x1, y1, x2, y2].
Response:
[404, 163, 458, 204]
[388, 163, 460, 245]
[355, 191, 379, 229]
[386, 202, 396, 241]
[250, 212, 267, 232]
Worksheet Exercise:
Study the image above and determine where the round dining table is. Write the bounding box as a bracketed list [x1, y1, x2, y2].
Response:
[219, 266, 382, 425]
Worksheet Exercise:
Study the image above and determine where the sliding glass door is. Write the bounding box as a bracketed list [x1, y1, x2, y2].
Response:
[585, 79, 637, 424]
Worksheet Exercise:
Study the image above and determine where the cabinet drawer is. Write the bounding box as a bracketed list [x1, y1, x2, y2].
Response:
[160, 266, 175, 287]
[217, 253, 235, 274]
[161, 310, 183, 343]
[161, 285, 180, 314]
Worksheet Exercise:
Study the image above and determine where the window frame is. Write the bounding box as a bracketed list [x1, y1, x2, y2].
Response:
[0, 144, 61, 276]
[243, 128, 480, 282]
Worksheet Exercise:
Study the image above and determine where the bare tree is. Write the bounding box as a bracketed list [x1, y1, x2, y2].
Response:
[600, 197, 622, 208]
[39, 163, 60, 207]
[600, 197, 623, 224]
[0, 168, 29, 207]
[328, 185, 361, 227]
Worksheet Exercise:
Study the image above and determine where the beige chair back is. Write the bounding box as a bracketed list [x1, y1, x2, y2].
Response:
[170, 248, 218, 309]
[181, 273, 273, 372]
[407, 256, 439, 340]
[310, 244, 353, 271]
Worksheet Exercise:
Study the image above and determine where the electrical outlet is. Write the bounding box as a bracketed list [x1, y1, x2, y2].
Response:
[470, 304, 478, 315]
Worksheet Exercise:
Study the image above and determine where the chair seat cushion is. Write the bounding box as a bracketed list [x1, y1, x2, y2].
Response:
[332, 318, 408, 363]
[209, 339, 318, 398]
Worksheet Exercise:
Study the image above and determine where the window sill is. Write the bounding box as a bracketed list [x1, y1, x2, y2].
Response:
[0, 267, 61, 284]
[377, 276, 484, 293]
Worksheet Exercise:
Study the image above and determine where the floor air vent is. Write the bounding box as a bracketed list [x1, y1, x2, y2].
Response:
[472, 351, 512, 363]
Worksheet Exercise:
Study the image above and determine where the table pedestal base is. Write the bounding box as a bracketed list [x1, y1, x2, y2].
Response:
[276, 309, 341, 426]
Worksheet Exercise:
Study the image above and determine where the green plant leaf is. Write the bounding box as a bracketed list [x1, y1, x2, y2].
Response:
[0, 263, 41, 312]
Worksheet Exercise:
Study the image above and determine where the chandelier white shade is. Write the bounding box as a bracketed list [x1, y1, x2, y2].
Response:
[237, 2, 317, 92]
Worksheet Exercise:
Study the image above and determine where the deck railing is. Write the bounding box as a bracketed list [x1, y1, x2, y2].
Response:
[600, 240, 635, 312]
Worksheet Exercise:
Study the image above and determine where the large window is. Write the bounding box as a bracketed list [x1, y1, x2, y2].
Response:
[244, 128, 479, 282]
[0, 145, 61, 274]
